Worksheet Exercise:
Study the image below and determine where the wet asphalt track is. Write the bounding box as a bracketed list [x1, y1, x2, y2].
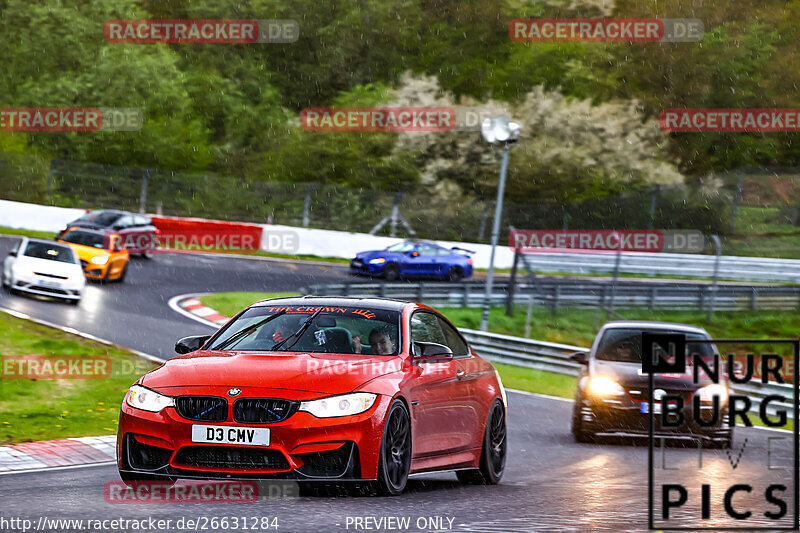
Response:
[0, 236, 351, 359]
[0, 236, 796, 532]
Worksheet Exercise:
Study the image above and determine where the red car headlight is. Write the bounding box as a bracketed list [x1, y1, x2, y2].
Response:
[299, 393, 377, 418]
[125, 385, 175, 413]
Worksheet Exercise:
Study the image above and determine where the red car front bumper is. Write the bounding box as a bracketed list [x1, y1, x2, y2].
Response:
[118, 387, 392, 480]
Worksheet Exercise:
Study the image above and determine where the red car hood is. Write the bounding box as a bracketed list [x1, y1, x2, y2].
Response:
[141, 350, 403, 394]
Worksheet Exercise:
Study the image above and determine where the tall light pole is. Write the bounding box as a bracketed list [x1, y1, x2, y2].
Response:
[480, 116, 521, 332]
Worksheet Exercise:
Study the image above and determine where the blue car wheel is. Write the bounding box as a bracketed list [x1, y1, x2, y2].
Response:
[383, 263, 400, 281]
[446, 266, 464, 282]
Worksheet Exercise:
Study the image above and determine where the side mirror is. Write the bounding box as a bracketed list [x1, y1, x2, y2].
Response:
[570, 351, 589, 365]
[413, 342, 453, 364]
[175, 335, 210, 354]
[8, 250, 16, 257]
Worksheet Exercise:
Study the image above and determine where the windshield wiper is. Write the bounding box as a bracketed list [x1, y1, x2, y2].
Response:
[213, 309, 287, 351]
[271, 308, 323, 351]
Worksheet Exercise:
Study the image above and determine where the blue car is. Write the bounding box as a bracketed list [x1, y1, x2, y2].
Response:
[350, 241, 474, 282]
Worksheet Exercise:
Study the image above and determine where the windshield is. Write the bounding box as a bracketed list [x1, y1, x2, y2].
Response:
[60, 230, 105, 249]
[81, 211, 121, 226]
[23, 242, 75, 264]
[385, 242, 416, 253]
[596, 328, 716, 363]
[208, 305, 401, 355]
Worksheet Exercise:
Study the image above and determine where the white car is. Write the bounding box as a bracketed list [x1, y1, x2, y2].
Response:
[2, 237, 86, 304]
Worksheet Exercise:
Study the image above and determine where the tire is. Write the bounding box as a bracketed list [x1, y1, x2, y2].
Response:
[374, 399, 412, 496]
[383, 263, 400, 282]
[571, 391, 595, 443]
[6, 273, 19, 295]
[67, 298, 80, 306]
[457, 400, 507, 485]
[446, 267, 464, 282]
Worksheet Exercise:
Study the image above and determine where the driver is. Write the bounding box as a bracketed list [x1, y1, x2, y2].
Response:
[354, 326, 396, 355]
[615, 342, 636, 362]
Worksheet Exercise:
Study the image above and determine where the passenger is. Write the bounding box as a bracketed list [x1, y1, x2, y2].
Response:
[268, 316, 303, 344]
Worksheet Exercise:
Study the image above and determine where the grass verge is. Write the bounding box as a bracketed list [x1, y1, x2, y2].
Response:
[0, 311, 156, 444]
[493, 362, 576, 399]
[199, 292, 300, 317]
[0, 226, 56, 240]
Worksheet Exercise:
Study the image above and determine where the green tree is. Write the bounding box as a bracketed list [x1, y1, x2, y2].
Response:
[0, 0, 212, 169]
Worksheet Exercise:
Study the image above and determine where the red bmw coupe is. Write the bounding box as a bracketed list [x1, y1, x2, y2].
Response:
[118, 297, 507, 495]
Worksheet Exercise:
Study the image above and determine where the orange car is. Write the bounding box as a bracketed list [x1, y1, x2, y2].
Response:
[57, 226, 129, 282]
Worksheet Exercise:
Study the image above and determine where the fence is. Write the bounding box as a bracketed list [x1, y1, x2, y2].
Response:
[517, 250, 800, 283]
[459, 328, 796, 420]
[307, 280, 800, 312]
[13, 153, 800, 243]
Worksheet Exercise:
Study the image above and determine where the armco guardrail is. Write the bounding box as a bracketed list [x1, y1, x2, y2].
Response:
[520, 250, 800, 283]
[459, 328, 795, 420]
[460, 328, 585, 375]
[308, 280, 800, 311]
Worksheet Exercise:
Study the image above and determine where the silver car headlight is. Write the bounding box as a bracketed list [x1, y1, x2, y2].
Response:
[587, 376, 625, 397]
[696, 384, 728, 404]
[125, 385, 175, 412]
[299, 393, 377, 418]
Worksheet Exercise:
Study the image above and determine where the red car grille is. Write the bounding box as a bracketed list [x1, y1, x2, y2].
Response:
[233, 398, 297, 424]
[175, 396, 228, 422]
[173, 446, 290, 470]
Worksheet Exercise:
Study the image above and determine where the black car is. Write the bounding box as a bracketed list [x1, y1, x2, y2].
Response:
[570, 321, 732, 447]
[60, 209, 159, 257]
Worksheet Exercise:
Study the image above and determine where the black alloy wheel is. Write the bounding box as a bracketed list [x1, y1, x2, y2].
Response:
[457, 400, 507, 484]
[376, 400, 412, 495]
